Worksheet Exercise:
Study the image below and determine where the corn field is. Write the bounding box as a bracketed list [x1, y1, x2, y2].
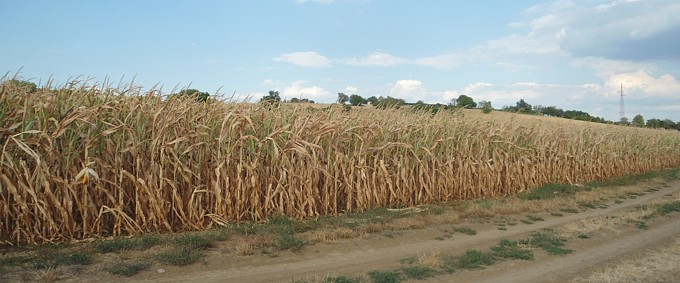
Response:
[2, 80, 680, 244]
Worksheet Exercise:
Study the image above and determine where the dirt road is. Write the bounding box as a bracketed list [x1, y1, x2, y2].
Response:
[130, 179, 680, 283]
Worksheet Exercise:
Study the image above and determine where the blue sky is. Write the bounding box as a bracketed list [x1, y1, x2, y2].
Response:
[2, 0, 680, 122]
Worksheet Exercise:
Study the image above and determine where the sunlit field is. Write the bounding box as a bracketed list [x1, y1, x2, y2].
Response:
[2, 80, 680, 244]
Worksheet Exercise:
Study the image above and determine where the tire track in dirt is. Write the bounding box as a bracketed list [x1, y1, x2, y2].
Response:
[135, 180, 680, 283]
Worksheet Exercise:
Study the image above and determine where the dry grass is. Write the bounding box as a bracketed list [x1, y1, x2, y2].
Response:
[417, 251, 443, 268]
[312, 227, 359, 244]
[2, 78, 680, 244]
[573, 237, 680, 283]
[234, 243, 254, 256]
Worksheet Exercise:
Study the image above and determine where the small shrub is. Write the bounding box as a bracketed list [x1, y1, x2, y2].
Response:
[176, 234, 215, 250]
[490, 239, 534, 260]
[155, 247, 203, 266]
[277, 233, 305, 251]
[522, 232, 572, 255]
[454, 249, 495, 269]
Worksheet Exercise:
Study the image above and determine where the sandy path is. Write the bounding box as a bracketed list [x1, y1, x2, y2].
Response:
[132, 179, 680, 283]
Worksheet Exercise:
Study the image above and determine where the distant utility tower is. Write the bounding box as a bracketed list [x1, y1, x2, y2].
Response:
[619, 83, 626, 121]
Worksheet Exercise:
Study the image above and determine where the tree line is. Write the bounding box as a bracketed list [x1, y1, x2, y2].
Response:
[4, 79, 676, 130]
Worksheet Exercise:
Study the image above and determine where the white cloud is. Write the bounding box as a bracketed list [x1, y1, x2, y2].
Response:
[344, 86, 359, 93]
[274, 51, 332, 68]
[342, 52, 408, 67]
[390, 79, 427, 102]
[262, 79, 279, 86]
[532, 0, 680, 60]
[605, 70, 680, 98]
[568, 57, 680, 99]
[281, 80, 332, 99]
[414, 54, 464, 69]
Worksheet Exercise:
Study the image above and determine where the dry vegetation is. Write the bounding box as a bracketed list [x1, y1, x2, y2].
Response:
[2, 79, 680, 244]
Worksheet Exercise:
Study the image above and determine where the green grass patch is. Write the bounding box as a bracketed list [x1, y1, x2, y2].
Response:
[277, 233, 305, 251]
[401, 265, 437, 280]
[175, 233, 216, 250]
[452, 249, 496, 270]
[93, 234, 162, 253]
[453, 226, 477, 236]
[53, 251, 93, 265]
[550, 212, 563, 217]
[579, 203, 598, 209]
[106, 261, 152, 277]
[586, 171, 658, 188]
[155, 247, 204, 266]
[32, 251, 94, 269]
[519, 183, 578, 200]
[520, 219, 533, 225]
[521, 232, 572, 255]
[367, 269, 402, 283]
[559, 208, 579, 214]
[490, 239, 534, 261]
[656, 200, 680, 216]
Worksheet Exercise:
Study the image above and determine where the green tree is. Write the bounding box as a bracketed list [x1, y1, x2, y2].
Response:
[516, 99, 532, 112]
[454, 95, 477, 108]
[349, 94, 367, 106]
[366, 96, 378, 105]
[543, 106, 564, 117]
[632, 114, 645, 127]
[337, 93, 349, 104]
[177, 89, 210, 102]
[260, 90, 281, 107]
[646, 118, 661, 128]
[375, 96, 405, 109]
[1, 79, 38, 93]
[480, 100, 493, 114]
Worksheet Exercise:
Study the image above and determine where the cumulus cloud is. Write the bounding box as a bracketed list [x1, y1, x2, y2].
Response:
[281, 80, 332, 99]
[605, 70, 680, 98]
[414, 54, 465, 69]
[409, 0, 680, 71]
[342, 52, 408, 67]
[389, 79, 427, 102]
[344, 86, 359, 93]
[529, 0, 680, 61]
[274, 51, 332, 68]
[569, 57, 680, 99]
